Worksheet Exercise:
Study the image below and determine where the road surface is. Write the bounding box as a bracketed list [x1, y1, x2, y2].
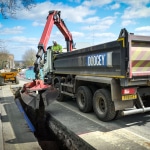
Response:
[18, 77, 150, 150]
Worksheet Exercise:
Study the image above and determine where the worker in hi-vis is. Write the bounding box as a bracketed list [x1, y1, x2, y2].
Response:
[52, 40, 62, 53]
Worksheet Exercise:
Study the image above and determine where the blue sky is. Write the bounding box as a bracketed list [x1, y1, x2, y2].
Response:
[0, 0, 150, 60]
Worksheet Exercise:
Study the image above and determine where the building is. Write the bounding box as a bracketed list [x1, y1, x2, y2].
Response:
[8, 54, 15, 68]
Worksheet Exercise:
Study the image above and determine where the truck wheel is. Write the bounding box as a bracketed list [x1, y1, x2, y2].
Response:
[76, 86, 93, 113]
[15, 77, 19, 84]
[93, 89, 116, 121]
[0, 77, 4, 86]
[114, 110, 123, 119]
[89, 85, 97, 95]
[55, 83, 65, 102]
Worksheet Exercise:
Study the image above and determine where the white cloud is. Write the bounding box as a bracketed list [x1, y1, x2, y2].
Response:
[83, 16, 116, 31]
[0, 26, 25, 35]
[2, 36, 39, 60]
[32, 21, 45, 27]
[84, 31, 117, 45]
[83, 0, 112, 7]
[71, 31, 84, 38]
[6, 36, 38, 51]
[11, 36, 37, 42]
[119, 0, 150, 30]
[114, 12, 121, 16]
[83, 17, 100, 24]
[134, 32, 150, 36]
[4, 36, 36, 47]
[121, 20, 136, 27]
[61, 5, 96, 22]
[46, 30, 85, 47]
[15, 2, 54, 21]
[68, 0, 81, 3]
[110, 3, 120, 10]
[120, 0, 150, 19]
[118, 0, 150, 7]
[135, 26, 150, 32]
[14, 1, 95, 23]
[94, 32, 116, 38]
[122, 6, 150, 19]
[10, 1, 117, 26]
[134, 26, 150, 36]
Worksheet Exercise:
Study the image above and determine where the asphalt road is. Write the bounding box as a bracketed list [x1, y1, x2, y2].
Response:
[18, 77, 150, 150]
[46, 99, 150, 150]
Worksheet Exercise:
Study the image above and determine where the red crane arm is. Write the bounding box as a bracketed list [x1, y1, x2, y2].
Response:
[35, 10, 73, 79]
[38, 11, 55, 52]
[38, 10, 73, 53]
[55, 19, 73, 53]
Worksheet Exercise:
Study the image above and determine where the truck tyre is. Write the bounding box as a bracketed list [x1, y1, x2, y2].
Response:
[55, 82, 65, 102]
[93, 89, 116, 121]
[89, 85, 97, 95]
[115, 110, 122, 119]
[15, 77, 19, 84]
[76, 86, 93, 113]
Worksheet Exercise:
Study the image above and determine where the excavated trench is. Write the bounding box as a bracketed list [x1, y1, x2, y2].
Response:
[24, 106, 65, 150]
[13, 87, 95, 150]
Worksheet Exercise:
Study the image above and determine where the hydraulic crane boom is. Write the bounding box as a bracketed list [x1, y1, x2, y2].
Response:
[39, 10, 73, 53]
[20, 10, 73, 109]
[34, 10, 73, 79]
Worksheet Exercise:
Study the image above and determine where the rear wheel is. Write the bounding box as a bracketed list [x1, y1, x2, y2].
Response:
[76, 86, 93, 113]
[89, 85, 97, 95]
[54, 82, 65, 102]
[115, 110, 123, 119]
[93, 89, 116, 121]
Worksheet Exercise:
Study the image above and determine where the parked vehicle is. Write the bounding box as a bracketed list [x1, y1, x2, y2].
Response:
[0, 61, 19, 85]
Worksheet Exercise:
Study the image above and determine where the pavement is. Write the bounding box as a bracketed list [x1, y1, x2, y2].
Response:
[0, 81, 41, 150]
[46, 100, 150, 150]
[0, 96, 4, 150]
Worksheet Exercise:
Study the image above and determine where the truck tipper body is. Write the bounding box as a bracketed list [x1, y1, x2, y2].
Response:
[43, 28, 150, 121]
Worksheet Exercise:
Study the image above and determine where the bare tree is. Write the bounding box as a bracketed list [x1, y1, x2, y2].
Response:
[0, 0, 35, 18]
[22, 48, 36, 67]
